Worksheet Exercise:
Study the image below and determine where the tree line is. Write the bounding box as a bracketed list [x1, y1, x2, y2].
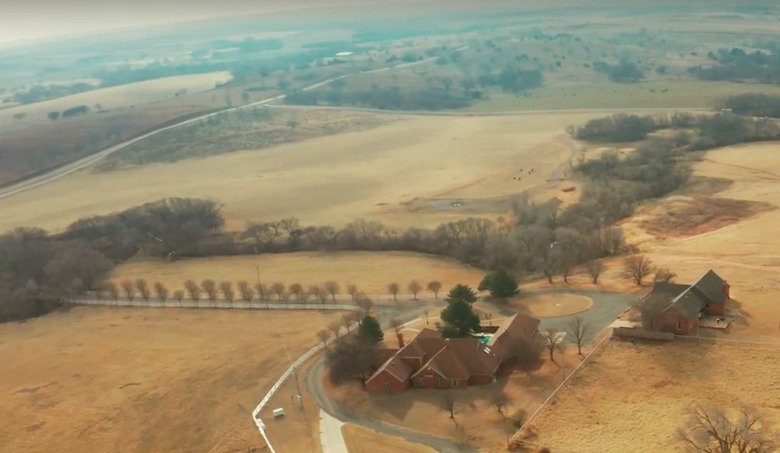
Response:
[95, 278, 445, 304]
[569, 110, 780, 151]
[688, 47, 780, 84]
[720, 93, 780, 119]
[284, 85, 474, 111]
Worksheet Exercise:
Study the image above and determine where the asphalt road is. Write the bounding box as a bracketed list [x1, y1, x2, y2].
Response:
[480, 289, 640, 341]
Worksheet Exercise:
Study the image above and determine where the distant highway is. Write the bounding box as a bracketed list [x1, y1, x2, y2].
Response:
[0, 42, 709, 201]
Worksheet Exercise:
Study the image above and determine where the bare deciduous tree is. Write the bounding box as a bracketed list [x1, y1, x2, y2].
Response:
[540, 329, 566, 362]
[219, 281, 234, 302]
[585, 261, 607, 284]
[308, 285, 323, 303]
[255, 283, 269, 302]
[135, 278, 151, 301]
[289, 283, 304, 301]
[202, 279, 218, 302]
[567, 316, 592, 355]
[342, 313, 354, 332]
[442, 391, 456, 419]
[655, 267, 678, 284]
[676, 404, 776, 453]
[621, 255, 656, 286]
[271, 282, 285, 301]
[388, 282, 400, 301]
[173, 290, 185, 302]
[120, 280, 135, 301]
[104, 281, 119, 300]
[408, 280, 422, 300]
[238, 280, 254, 302]
[390, 318, 403, 335]
[328, 321, 341, 339]
[427, 281, 442, 299]
[356, 294, 374, 314]
[184, 280, 201, 301]
[324, 281, 340, 302]
[491, 391, 510, 415]
[347, 284, 359, 301]
[154, 282, 169, 302]
[317, 329, 331, 349]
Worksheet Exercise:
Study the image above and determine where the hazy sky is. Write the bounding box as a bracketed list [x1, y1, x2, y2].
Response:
[0, 0, 363, 44]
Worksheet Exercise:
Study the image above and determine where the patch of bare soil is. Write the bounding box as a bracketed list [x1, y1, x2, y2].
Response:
[639, 195, 774, 239]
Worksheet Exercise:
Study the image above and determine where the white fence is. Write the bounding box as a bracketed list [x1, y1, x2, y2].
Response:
[67, 298, 361, 311]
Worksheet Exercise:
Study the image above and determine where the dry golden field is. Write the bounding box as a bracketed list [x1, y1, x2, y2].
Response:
[0, 111, 596, 233]
[111, 251, 485, 297]
[0, 72, 232, 131]
[0, 306, 343, 452]
[529, 341, 780, 453]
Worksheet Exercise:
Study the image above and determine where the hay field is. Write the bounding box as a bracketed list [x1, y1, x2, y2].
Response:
[530, 341, 780, 453]
[0, 111, 596, 233]
[0, 306, 342, 452]
[0, 72, 232, 130]
[111, 251, 485, 297]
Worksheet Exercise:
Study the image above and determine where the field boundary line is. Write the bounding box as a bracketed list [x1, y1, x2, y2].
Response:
[513, 330, 612, 439]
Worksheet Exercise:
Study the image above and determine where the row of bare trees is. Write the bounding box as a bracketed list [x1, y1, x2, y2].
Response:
[99, 278, 449, 304]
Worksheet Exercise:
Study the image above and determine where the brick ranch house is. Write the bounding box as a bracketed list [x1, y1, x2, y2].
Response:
[639, 270, 731, 336]
[365, 313, 540, 394]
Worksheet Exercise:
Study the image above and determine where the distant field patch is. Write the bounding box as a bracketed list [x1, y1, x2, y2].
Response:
[0, 72, 232, 129]
[466, 80, 780, 112]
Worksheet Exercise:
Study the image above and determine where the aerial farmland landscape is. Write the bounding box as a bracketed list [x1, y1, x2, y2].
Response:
[1, 1, 780, 452]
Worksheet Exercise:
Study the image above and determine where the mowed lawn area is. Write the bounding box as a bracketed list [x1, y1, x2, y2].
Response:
[529, 341, 780, 453]
[0, 306, 343, 452]
[111, 251, 486, 298]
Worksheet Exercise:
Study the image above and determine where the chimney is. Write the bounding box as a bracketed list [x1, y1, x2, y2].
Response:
[722, 281, 731, 300]
[397, 332, 405, 348]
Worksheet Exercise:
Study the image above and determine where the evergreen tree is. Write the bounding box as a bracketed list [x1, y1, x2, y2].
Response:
[478, 269, 519, 298]
[440, 299, 480, 337]
[445, 284, 477, 305]
[358, 315, 384, 343]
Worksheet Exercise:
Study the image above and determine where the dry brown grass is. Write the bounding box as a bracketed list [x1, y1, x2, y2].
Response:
[0, 112, 595, 233]
[507, 293, 593, 318]
[259, 357, 323, 453]
[111, 251, 484, 299]
[0, 306, 343, 453]
[0, 72, 232, 131]
[638, 195, 774, 239]
[341, 423, 437, 453]
[529, 340, 780, 453]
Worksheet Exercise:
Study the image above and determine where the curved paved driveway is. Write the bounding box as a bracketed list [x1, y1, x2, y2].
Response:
[479, 289, 639, 342]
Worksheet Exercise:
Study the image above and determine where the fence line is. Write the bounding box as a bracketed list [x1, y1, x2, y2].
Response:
[67, 298, 361, 311]
[675, 334, 780, 347]
[512, 330, 613, 442]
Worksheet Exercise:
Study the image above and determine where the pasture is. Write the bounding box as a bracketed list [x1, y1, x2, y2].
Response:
[0, 306, 343, 452]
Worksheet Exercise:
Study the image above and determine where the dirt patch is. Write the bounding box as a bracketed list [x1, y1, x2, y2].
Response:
[639, 195, 774, 239]
[510, 293, 594, 318]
